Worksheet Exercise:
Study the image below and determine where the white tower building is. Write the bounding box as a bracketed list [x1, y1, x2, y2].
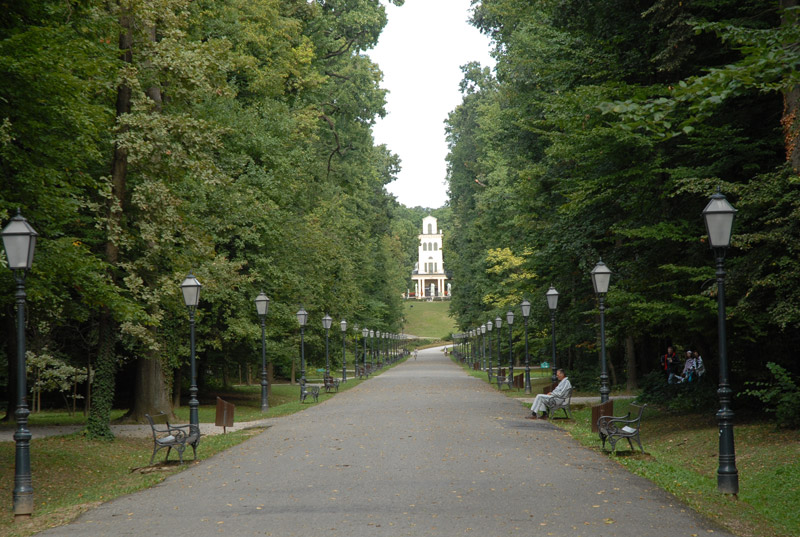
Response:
[411, 216, 449, 299]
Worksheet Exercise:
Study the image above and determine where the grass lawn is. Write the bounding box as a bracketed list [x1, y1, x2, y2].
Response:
[402, 300, 456, 339]
[554, 401, 800, 537]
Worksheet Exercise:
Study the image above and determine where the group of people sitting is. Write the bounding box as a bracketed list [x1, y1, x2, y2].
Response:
[661, 346, 706, 384]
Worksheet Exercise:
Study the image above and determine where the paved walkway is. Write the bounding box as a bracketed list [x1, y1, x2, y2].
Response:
[38, 347, 732, 537]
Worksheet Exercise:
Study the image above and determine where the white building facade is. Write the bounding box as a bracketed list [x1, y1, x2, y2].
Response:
[410, 216, 450, 299]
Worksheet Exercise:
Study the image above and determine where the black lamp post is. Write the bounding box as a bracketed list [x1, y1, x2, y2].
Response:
[322, 314, 332, 378]
[297, 308, 308, 389]
[486, 321, 493, 380]
[495, 317, 502, 378]
[703, 189, 739, 495]
[506, 311, 515, 382]
[376, 330, 381, 366]
[362, 327, 369, 374]
[546, 286, 559, 385]
[180, 272, 202, 429]
[255, 292, 270, 412]
[370, 329, 375, 368]
[591, 260, 611, 403]
[481, 324, 487, 370]
[521, 300, 531, 394]
[2, 210, 37, 519]
[340, 319, 347, 382]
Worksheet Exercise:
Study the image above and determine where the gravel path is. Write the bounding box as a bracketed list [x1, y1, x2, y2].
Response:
[37, 346, 732, 537]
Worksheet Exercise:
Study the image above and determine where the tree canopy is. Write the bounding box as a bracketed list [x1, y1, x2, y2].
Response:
[445, 0, 800, 393]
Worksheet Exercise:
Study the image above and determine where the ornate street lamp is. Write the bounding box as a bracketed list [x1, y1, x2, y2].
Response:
[486, 321, 493, 380]
[495, 317, 502, 378]
[703, 189, 739, 495]
[180, 272, 202, 430]
[375, 330, 381, 366]
[322, 314, 332, 378]
[2, 210, 37, 519]
[481, 324, 487, 371]
[297, 307, 308, 389]
[362, 327, 369, 375]
[369, 329, 375, 368]
[340, 319, 347, 382]
[546, 286, 559, 385]
[506, 311, 515, 383]
[591, 260, 612, 403]
[254, 292, 270, 412]
[521, 299, 532, 394]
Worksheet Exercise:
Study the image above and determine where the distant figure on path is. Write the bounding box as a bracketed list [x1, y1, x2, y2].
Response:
[526, 369, 571, 420]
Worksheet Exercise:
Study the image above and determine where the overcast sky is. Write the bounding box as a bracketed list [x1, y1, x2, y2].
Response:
[367, 0, 495, 209]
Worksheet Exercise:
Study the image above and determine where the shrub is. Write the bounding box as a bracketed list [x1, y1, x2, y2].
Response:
[742, 362, 800, 429]
[636, 370, 718, 413]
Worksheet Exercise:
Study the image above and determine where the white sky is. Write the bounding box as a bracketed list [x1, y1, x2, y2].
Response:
[367, 0, 495, 209]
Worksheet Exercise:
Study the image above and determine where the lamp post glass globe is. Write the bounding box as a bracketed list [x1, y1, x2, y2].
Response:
[180, 272, 202, 308]
[591, 260, 611, 295]
[546, 286, 559, 311]
[2, 211, 37, 518]
[254, 292, 269, 317]
[703, 190, 737, 249]
[1, 210, 38, 270]
[520, 299, 531, 318]
[296, 307, 308, 327]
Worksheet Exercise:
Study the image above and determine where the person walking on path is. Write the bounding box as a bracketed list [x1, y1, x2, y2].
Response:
[526, 368, 571, 419]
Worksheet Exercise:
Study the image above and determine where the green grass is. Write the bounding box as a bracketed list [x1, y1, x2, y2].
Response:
[554, 400, 800, 537]
[402, 300, 457, 339]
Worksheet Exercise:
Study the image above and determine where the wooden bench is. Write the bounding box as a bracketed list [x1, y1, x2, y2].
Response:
[300, 384, 320, 403]
[323, 376, 340, 393]
[145, 412, 200, 465]
[544, 386, 573, 419]
[597, 404, 647, 453]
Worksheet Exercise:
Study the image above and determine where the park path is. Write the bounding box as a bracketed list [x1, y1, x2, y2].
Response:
[40, 347, 732, 537]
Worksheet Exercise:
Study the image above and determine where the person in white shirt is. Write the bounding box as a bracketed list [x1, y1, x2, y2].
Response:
[526, 368, 572, 420]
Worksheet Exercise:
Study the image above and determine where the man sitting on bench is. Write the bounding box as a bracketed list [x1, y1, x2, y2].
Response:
[526, 368, 571, 420]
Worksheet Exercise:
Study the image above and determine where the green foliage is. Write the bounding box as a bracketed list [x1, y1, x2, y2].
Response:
[636, 370, 718, 414]
[742, 362, 800, 429]
[445, 0, 796, 407]
[1, 0, 414, 429]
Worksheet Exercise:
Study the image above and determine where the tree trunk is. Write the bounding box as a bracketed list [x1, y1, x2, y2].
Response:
[625, 335, 637, 391]
[129, 339, 174, 422]
[782, 1, 800, 172]
[87, 309, 117, 439]
[172, 366, 182, 409]
[86, 7, 132, 439]
[2, 309, 16, 422]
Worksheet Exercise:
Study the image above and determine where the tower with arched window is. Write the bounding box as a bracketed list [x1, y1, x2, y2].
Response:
[410, 216, 450, 299]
